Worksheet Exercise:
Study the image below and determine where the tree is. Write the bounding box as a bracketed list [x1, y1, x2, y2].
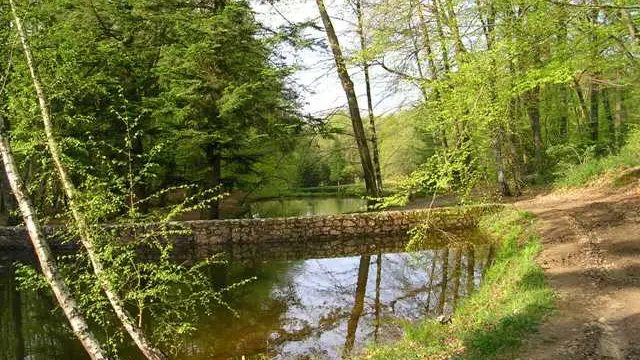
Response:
[0, 111, 109, 360]
[353, 0, 384, 191]
[315, 0, 380, 198]
[9, 0, 167, 357]
[148, 0, 301, 218]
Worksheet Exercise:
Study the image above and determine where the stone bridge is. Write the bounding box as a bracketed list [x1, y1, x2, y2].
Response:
[0, 204, 503, 253]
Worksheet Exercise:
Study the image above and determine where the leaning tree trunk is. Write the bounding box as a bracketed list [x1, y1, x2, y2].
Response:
[343, 255, 371, 358]
[354, 0, 383, 192]
[316, 0, 379, 198]
[9, 2, 166, 359]
[0, 115, 110, 360]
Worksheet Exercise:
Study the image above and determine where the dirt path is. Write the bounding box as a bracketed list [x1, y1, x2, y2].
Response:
[512, 182, 640, 360]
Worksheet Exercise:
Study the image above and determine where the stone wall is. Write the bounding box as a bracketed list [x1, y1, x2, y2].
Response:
[0, 204, 503, 252]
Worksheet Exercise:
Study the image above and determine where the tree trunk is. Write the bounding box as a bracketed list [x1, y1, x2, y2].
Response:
[316, 0, 379, 198]
[615, 87, 624, 149]
[441, 0, 465, 60]
[559, 85, 569, 139]
[437, 248, 449, 316]
[465, 245, 475, 296]
[557, 11, 569, 140]
[481, 0, 510, 196]
[451, 248, 462, 309]
[589, 81, 599, 145]
[9, 3, 167, 359]
[588, 5, 600, 149]
[207, 145, 222, 219]
[416, 0, 448, 149]
[424, 251, 438, 313]
[373, 252, 382, 342]
[525, 86, 543, 170]
[355, 0, 383, 192]
[0, 161, 18, 225]
[602, 88, 615, 152]
[432, 0, 452, 73]
[507, 99, 523, 196]
[343, 255, 370, 358]
[483, 244, 496, 279]
[573, 78, 589, 125]
[494, 129, 511, 196]
[0, 115, 110, 360]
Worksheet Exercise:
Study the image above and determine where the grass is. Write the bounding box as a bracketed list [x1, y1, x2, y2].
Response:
[360, 209, 554, 360]
[554, 129, 640, 188]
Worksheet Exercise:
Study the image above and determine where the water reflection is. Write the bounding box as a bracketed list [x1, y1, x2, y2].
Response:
[343, 255, 370, 358]
[0, 232, 495, 360]
[249, 197, 367, 218]
[0, 254, 86, 360]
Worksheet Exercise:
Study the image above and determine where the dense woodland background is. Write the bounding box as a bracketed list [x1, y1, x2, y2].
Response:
[0, 0, 638, 222]
[0, 0, 639, 358]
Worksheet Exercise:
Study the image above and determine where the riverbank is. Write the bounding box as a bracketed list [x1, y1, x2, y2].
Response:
[360, 209, 554, 359]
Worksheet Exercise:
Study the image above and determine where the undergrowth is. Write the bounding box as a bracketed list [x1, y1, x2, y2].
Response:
[554, 128, 640, 187]
[360, 209, 553, 360]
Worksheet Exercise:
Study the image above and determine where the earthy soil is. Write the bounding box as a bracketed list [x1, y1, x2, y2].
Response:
[512, 178, 640, 359]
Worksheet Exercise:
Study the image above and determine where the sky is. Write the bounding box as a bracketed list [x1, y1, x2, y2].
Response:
[252, 0, 422, 117]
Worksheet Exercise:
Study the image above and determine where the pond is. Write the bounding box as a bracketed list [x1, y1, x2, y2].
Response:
[247, 197, 368, 218]
[0, 232, 494, 360]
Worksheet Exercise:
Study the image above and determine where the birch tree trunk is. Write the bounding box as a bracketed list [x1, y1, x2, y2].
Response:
[316, 0, 380, 198]
[0, 115, 110, 360]
[9, 2, 166, 359]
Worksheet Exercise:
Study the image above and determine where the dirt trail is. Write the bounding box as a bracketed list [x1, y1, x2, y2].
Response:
[512, 182, 640, 360]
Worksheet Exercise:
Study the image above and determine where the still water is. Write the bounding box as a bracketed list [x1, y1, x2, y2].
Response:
[248, 197, 367, 218]
[0, 232, 494, 360]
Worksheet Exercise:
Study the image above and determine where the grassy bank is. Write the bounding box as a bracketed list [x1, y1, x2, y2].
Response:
[361, 209, 553, 360]
[554, 128, 640, 188]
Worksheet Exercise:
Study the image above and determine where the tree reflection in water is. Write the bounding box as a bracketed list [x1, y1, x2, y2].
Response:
[0, 232, 496, 360]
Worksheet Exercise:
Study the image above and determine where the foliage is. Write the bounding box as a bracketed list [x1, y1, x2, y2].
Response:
[1, 0, 302, 220]
[10, 93, 254, 356]
[554, 127, 640, 187]
[359, 0, 640, 198]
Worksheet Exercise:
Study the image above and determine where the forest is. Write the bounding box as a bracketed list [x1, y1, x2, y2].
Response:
[0, 0, 639, 358]
[1, 0, 638, 219]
